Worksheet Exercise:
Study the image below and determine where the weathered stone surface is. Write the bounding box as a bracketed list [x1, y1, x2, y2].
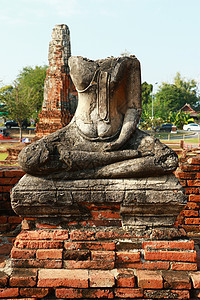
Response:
[11, 174, 186, 230]
[19, 55, 178, 179]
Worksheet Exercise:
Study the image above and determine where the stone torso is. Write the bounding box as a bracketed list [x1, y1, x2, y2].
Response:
[69, 57, 128, 140]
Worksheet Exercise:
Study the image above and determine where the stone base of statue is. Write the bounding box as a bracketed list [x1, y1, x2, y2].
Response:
[11, 173, 186, 233]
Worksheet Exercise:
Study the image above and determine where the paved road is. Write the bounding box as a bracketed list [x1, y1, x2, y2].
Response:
[158, 131, 200, 140]
[0, 126, 35, 130]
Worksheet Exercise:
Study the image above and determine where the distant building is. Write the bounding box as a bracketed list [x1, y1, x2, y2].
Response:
[180, 103, 199, 120]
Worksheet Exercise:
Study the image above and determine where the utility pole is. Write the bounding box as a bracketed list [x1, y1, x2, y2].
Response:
[151, 82, 158, 128]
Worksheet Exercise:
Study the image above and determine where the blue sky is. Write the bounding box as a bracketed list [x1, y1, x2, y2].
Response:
[0, 0, 200, 92]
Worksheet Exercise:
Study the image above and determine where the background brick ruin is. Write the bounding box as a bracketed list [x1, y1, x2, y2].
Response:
[36, 24, 78, 138]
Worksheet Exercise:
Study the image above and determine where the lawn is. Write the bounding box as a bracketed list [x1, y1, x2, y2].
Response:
[0, 152, 8, 160]
[0, 142, 23, 163]
[0, 142, 19, 151]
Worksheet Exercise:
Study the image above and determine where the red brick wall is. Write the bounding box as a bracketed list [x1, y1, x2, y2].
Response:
[0, 167, 24, 230]
[175, 157, 200, 235]
[0, 167, 24, 268]
[4, 227, 197, 299]
[1, 164, 200, 298]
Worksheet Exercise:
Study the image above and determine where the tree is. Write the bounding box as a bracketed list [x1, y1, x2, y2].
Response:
[142, 82, 153, 106]
[0, 85, 13, 119]
[155, 73, 200, 113]
[16, 65, 47, 121]
[173, 111, 194, 129]
[141, 82, 153, 121]
[0, 83, 35, 139]
[0, 65, 47, 139]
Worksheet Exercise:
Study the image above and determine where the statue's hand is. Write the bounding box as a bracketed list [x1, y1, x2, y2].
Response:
[57, 144, 72, 170]
[103, 142, 121, 152]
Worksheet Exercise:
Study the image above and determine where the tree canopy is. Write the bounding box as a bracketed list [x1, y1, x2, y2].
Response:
[141, 73, 200, 129]
[0, 65, 47, 122]
[0, 65, 47, 138]
[155, 72, 200, 114]
[15, 65, 47, 118]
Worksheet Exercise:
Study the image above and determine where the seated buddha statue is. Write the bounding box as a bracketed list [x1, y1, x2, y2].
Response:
[18, 55, 178, 179]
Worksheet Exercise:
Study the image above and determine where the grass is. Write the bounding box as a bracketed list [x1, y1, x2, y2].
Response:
[0, 142, 21, 151]
[159, 138, 200, 144]
[0, 152, 8, 160]
[155, 132, 192, 140]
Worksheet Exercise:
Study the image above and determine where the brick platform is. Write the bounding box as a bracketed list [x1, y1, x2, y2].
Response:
[2, 153, 200, 298]
[175, 156, 200, 235]
[0, 225, 198, 299]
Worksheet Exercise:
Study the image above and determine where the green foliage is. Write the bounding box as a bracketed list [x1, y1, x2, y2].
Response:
[0, 65, 47, 139]
[139, 116, 164, 130]
[0, 85, 13, 117]
[0, 65, 47, 118]
[142, 82, 153, 106]
[141, 82, 153, 121]
[172, 111, 194, 129]
[141, 73, 200, 128]
[155, 72, 200, 113]
[16, 65, 47, 120]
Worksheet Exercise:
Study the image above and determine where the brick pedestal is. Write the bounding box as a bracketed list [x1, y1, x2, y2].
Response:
[0, 219, 197, 299]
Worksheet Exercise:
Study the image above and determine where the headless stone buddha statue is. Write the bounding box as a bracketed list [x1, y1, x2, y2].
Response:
[18, 56, 178, 179]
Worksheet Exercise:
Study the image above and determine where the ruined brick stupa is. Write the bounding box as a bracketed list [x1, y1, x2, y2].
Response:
[36, 24, 78, 138]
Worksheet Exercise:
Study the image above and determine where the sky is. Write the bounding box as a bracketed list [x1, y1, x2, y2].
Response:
[0, 0, 200, 92]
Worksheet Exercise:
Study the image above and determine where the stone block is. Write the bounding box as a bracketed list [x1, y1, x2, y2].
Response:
[12, 174, 186, 233]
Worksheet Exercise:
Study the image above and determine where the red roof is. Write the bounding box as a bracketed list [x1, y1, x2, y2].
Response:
[180, 103, 199, 116]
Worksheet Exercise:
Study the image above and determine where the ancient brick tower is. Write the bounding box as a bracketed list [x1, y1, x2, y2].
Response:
[36, 24, 78, 138]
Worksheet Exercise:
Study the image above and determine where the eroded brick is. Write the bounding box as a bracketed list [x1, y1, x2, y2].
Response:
[89, 270, 115, 287]
[36, 249, 63, 260]
[38, 269, 88, 288]
[56, 288, 113, 299]
[162, 270, 191, 289]
[20, 288, 49, 298]
[144, 250, 197, 262]
[137, 270, 163, 289]
[9, 269, 37, 287]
